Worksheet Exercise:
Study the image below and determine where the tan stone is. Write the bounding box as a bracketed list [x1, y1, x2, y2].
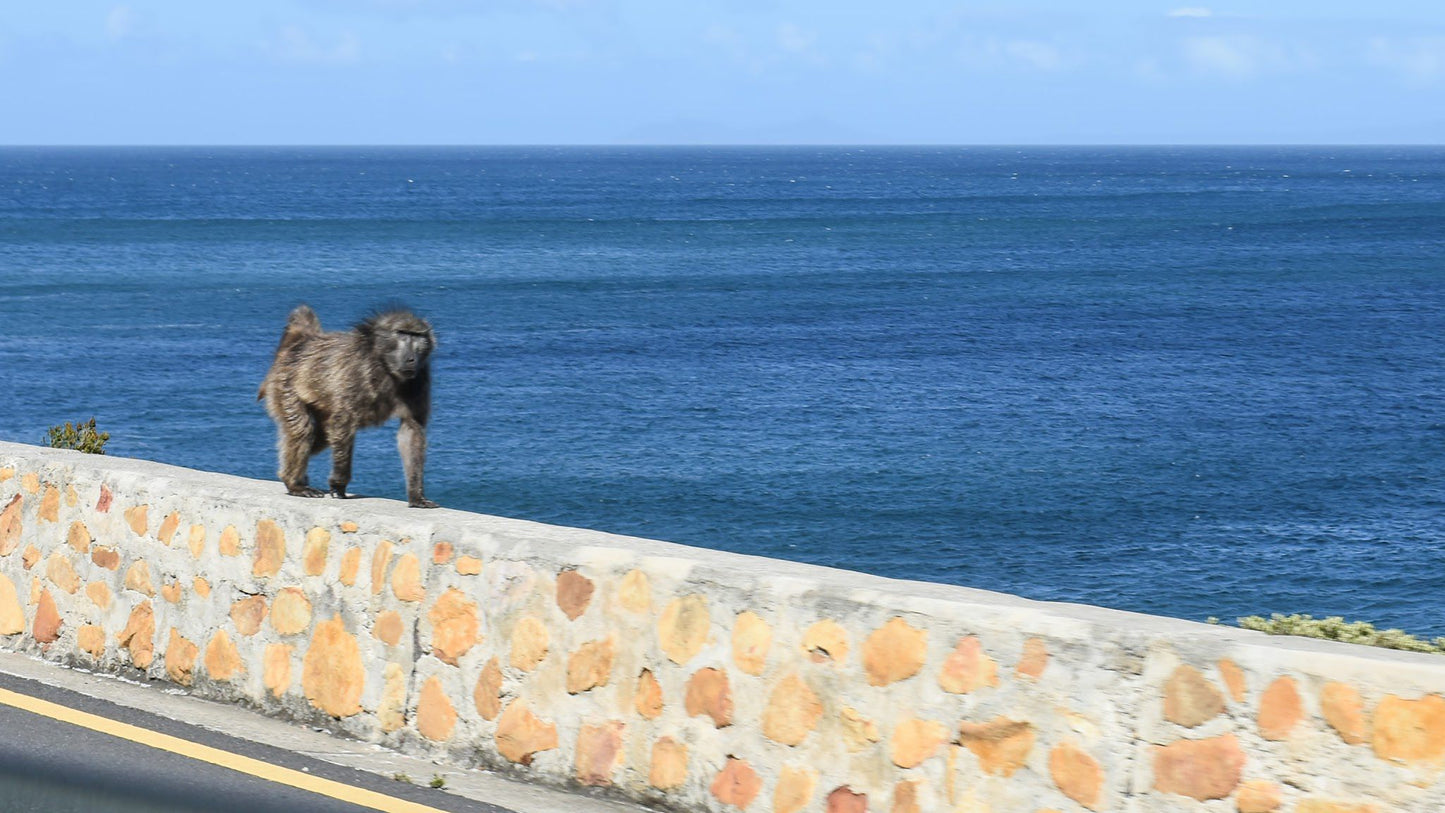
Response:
[710, 757, 761, 810]
[1016, 636, 1048, 679]
[892, 780, 922, 813]
[231, 596, 268, 636]
[1295, 801, 1380, 813]
[252, 519, 285, 577]
[339, 521, 359, 533]
[270, 587, 313, 636]
[1218, 658, 1247, 702]
[763, 673, 822, 745]
[391, 552, 424, 602]
[264, 644, 293, 697]
[494, 701, 558, 765]
[166, 629, 199, 686]
[86, 581, 112, 610]
[474, 657, 503, 721]
[429, 588, 480, 665]
[658, 594, 709, 664]
[124, 560, 155, 596]
[33, 589, 61, 644]
[160, 581, 182, 604]
[204, 630, 242, 682]
[509, 615, 549, 671]
[1372, 693, 1445, 765]
[374, 610, 404, 646]
[1153, 733, 1245, 801]
[775, 766, 817, 813]
[802, 618, 849, 664]
[1320, 682, 1368, 745]
[67, 521, 92, 553]
[416, 676, 457, 742]
[192, 577, 210, 598]
[219, 525, 241, 557]
[303, 527, 330, 576]
[649, 737, 688, 790]
[339, 547, 361, 585]
[0, 494, 21, 555]
[567, 637, 615, 695]
[187, 524, 206, 558]
[379, 662, 407, 733]
[20, 472, 39, 493]
[959, 716, 1035, 776]
[840, 706, 880, 751]
[455, 555, 482, 576]
[38, 485, 59, 523]
[618, 568, 650, 612]
[575, 721, 624, 786]
[95, 483, 112, 512]
[125, 504, 148, 536]
[731, 611, 771, 675]
[1237, 780, 1283, 813]
[46, 553, 80, 594]
[64, 484, 78, 507]
[635, 668, 663, 719]
[1050, 740, 1104, 810]
[430, 541, 453, 564]
[890, 717, 948, 769]
[78, 625, 106, 657]
[370, 540, 393, 595]
[1257, 676, 1303, 741]
[686, 667, 734, 728]
[302, 616, 365, 718]
[1164, 665, 1226, 727]
[826, 786, 867, 813]
[157, 512, 180, 546]
[556, 569, 594, 620]
[863, 617, 927, 686]
[0, 574, 23, 635]
[119, 601, 155, 668]
[91, 546, 120, 570]
[0, 467, 10, 481]
[21, 545, 39, 570]
[938, 635, 998, 694]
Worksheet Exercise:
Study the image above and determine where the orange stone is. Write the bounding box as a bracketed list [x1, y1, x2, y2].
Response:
[1164, 665, 1226, 727]
[1218, 658, 1247, 702]
[429, 588, 480, 665]
[78, 625, 106, 657]
[1153, 733, 1245, 801]
[763, 673, 822, 745]
[166, 629, 199, 686]
[1372, 694, 1445, 765]
[1295, 801, 1380, 813]
[416, 676, 457, 742]
[1050, 740, 1104, 810]
[339, 521, 359, 533]
[474, 657, 503, 720]
[160, 581, 182, 604]
[373, 610, 404, 646]
[618, 568, 650, 612]
[1257, 676, 1303, 741]
[556, 570, 594, 620]
[938, 635, 998, 694]
[0, 494, 21, 555]
[302, 616, 365, 718]
[46, 553, 80, 594]
[204, 630, 242, 682]
[650, 737, 688, 790]
[187, 524, 206, 558]
[303, 528, 330, 576]
[253, 519, 286, 577]
[38, 485, 59, 523]
[635, 668, 663, 719]
[1320, 682, 1368, 745]
[379, 662, 407, 733]
[192, 577, 210, 598]
[891, 717, 949, 769]
[494, 701, 558, 765]
[0, 467, 10, 481]
[231, 596, 268, 636]
[775, 766, 817, 813]
[892, 780, 922, 813]
[1237, 780, 1283, 813]
[64, 485, 78, 507]
[124, 561, 155, 596]
[659, 594, 710, 664]
[574, 721, 624, 786]
[840, 706, 880, 752]
[802, 618, 849, 664]
[85, 581, 112, 610]
[455, 555, 482, 576]
[567, 637, 615, 695]
[91, 546, 120, 570]
[863, 617, 927, 686]
[95, 483, 112, 512]
[339, 547, 361, 585]
[826, 786, 867, 813]
[0, 574, 24, 635]
[219, 525, 241, 557]
[958, 716, 1035, 776]
[125, 505, 148, 536]
[270, 587, 313, 636]
[731, 611, 771, 675]
[391, 552, 425, 602]
[119, 601, 155, 668]
[370, 540, 393, 595]
[157, 511, 180, 546]
[509, 615, 549, 671]
[20, 472, 39, 493]
[67, 521, 92, 553]
[1016, 636, 1049, 679]
[33, 589, 61, 643]
[264, 644, 293, 697]
[710, 757, 761, 810]
[685, 667, 734, 728]
[21, 545, 39, 570]
[431, 541, 453, 564]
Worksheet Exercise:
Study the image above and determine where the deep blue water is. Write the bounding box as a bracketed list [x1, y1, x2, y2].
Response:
[1, 146, 1442, 636]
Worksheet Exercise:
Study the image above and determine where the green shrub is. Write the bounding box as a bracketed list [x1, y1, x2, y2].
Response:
[45, 418, 110, 455]
[1237, 613, 1445, 655]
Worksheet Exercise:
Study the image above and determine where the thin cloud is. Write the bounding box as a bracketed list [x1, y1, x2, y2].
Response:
[1367, 36, 1445, 82]
[270, 25, 363, 64]
[1168, 8, 1213, 19]
[106, 6, 135, 40]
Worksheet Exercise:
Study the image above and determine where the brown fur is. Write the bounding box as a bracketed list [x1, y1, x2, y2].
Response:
[259, 305, 438, 508]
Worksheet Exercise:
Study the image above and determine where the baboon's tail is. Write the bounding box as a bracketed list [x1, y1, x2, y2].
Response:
[258, 305, 324, 401]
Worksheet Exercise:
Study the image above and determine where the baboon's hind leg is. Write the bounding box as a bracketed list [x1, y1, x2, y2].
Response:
[278, 401, 325, 498]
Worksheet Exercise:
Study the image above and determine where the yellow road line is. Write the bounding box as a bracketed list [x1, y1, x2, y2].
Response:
[0, 686, 452, 813]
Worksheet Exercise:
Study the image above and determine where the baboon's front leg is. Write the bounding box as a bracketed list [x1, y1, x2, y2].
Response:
[398, 418, 437, 508]
[328, 428, 356, 498]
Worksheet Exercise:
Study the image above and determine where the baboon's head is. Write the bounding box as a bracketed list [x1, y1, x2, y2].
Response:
[361, 310, 435, 381]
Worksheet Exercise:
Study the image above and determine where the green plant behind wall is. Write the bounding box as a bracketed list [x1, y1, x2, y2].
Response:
[45, 418, 110, 455]
[1238, 613, 1445, 655]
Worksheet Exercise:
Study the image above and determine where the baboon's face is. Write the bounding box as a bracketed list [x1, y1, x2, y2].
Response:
[381, 330, 433, 380]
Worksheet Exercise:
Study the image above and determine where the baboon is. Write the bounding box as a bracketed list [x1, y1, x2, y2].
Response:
[259, 305, 438, 508]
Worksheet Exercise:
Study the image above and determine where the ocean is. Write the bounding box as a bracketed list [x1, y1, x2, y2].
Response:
[1, 146, 1442, 636]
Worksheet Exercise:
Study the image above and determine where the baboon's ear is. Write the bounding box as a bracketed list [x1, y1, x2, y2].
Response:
[356, 321, 375, 339]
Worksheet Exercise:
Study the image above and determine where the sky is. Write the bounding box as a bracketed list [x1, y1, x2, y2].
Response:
[2, 1, 1444, 145]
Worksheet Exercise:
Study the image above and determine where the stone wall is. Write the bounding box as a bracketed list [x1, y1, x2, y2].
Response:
[0, 440, 1442, 812]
